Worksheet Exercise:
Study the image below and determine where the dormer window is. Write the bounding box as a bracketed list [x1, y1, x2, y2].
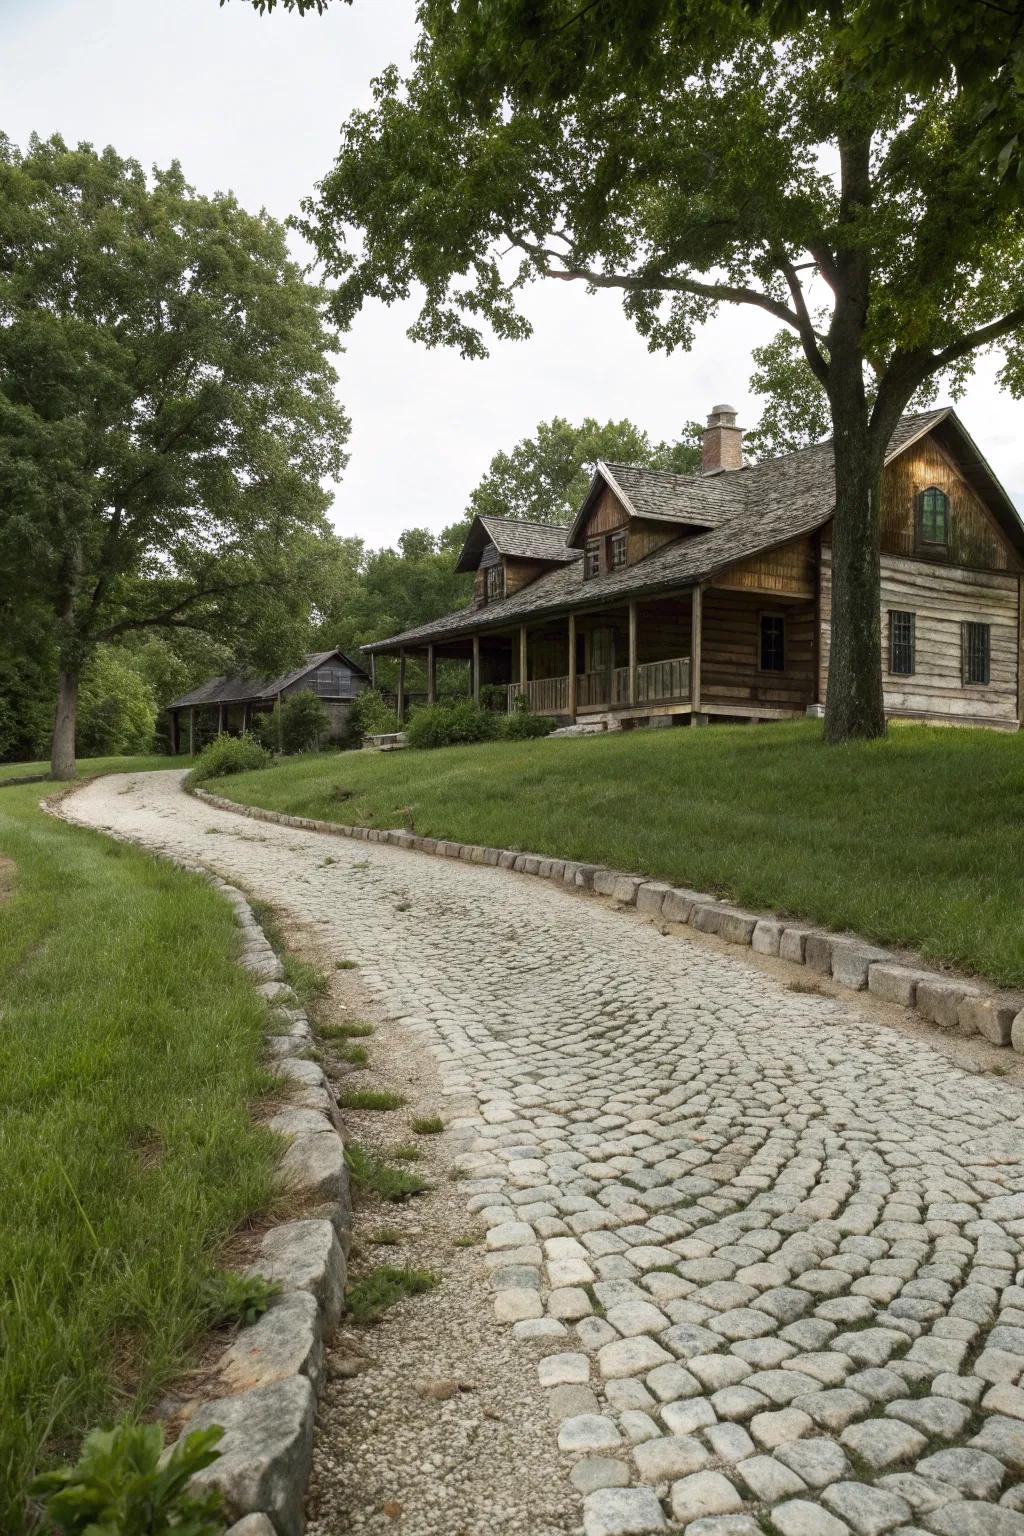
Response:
[584, 539, 601, 579]
[610, 531, 628, 571]
[917, 486, 949, 549]
[485, 564, 505, 602]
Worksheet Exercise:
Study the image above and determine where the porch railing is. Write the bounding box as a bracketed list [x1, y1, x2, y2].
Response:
[508, 674, 570, 714]
[507, 656, 690, 714]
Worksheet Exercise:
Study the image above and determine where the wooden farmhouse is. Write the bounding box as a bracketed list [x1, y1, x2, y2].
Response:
[166, 649, 370, 753]
[365, 407, 1024, 732]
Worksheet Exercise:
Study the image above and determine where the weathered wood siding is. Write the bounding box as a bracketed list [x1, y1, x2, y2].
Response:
[702, 590, 816, 711]
[584, 485, 629, 537]
[714, 536, 816, 598]
[819, 546, 1021, 724]
[881, 436, 1015, 571]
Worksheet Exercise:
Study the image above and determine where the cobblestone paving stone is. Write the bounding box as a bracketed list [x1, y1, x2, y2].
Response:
[66, 772, 1024, 1536]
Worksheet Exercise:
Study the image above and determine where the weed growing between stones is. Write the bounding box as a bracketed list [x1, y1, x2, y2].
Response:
[320, 1020, 374, 1040]
[345, 1266, 440, 1325]
[411, 1114, 445, 1134]
[388, 1143, 423, 1162]
[338, 1089, 406, 1111]
[335, 959, 358, 970]
[369, 1228, 402, 1246]
[201, 1271, 281, 1329]
[338, 1043, 369, 1068]
[346, 1142, 429, 1202]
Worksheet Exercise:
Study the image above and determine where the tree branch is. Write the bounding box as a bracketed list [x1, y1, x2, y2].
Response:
[509, 236, 807, 334]
[925, 307, 1024, 373]
[776, 252, 830, 385]
[94, 576, 272, 641]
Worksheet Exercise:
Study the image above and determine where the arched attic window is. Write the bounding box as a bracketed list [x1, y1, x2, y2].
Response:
[917, 485, 950, 549]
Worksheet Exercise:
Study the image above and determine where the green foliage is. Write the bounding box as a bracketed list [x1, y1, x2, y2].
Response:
[32, 1422, 224, 1536]
[501, 711, 554, 741]
[467, 416, 703, 526]
[345, 1142, 429, 1202]
[0, 132, 349, 774]
[76, 646, 158, 759]
[201, 1270, 280, 1329]
[406, 701, 501, 751]
[188, 733, 273, 783]
[350, 688, 399, 738]
[280, 689, 331, 753]
[345, 1265, 439, 1325]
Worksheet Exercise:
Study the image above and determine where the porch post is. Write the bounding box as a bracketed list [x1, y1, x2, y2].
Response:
[218, 701, 227, 735]
[519, 625, 528, 686]
[567, 613, 577, 718]
[427, 643, 437, 705]
[188, 706, 195, 757]
[397, 651, 406, 725]
[369, 653, 377, 689]
[628, 600, 638, 707]
[242, 701, 251, 733]
[690, 584, 703, 724]
[276, 690, 284, 751]
[472, 635, 481, 706]
[169, 710, 179, 755]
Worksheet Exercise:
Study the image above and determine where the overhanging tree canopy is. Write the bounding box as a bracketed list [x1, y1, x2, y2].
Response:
[290, 3, 1024, 740]
[0, 134, 350, 777]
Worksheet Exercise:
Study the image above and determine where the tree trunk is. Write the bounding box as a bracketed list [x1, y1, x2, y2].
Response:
[824, 412, 886, 742]
[51, 669, 79, 779]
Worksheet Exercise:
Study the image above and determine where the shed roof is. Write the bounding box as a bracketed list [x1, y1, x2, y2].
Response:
[364, 409, 1024, 655]
[167, 649, 368, 710]
[454, 514, 582, 572]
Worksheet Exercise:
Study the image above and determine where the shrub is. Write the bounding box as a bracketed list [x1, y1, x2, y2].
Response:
[350, 688, 399, 738]
[249, 710, 278, 751]
[201, 1270, 280, 1329]
[188, 732, 273, 782]
[406, 700, 501, 750]
[281, 689, 330, 753]
[501, 711, 555, 741]
[32, 1422, 224, 1536]
[478, 682, 509, 713]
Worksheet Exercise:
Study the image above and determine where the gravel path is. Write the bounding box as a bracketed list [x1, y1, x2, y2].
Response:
[64, 770, 1024, 1536]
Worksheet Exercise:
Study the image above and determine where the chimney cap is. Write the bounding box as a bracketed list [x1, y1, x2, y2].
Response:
[709, 402, 738, 418]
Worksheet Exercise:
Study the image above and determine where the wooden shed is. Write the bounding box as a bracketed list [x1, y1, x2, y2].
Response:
[166, 649, 370, 754]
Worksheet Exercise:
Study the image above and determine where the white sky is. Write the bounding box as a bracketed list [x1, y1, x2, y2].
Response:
[3, 0, 1022, 546]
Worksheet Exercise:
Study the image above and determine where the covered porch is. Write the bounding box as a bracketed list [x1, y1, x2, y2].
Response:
[383, 579, 818, 728]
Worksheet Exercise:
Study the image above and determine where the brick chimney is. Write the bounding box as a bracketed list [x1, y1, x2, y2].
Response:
[702, 403, 744, 473]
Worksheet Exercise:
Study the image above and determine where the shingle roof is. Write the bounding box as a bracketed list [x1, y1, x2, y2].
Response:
[364, 409, 1022, 654]
[167, 650, 368, 710]
[454, 514, 581, 572]
[594, 462, 733, 529]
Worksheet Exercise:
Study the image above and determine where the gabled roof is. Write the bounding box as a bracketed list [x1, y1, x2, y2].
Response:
[167, 650, 368, 710]
[365, 409, 1024, 654]
[566, 461, 732, 547]
[455, 513, 581, 572]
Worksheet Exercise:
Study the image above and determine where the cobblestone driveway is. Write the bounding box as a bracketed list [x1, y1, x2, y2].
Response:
[65, 772, 1024, 1536]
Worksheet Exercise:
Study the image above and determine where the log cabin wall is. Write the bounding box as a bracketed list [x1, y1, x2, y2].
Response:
[819, 545, 1021, 725]
[702, 589, 817, 711]
[505, 557, 549, 595]
[584, 485, 629, 537]
[881, 437, 1014, 571]
[628, 521, 680, 563]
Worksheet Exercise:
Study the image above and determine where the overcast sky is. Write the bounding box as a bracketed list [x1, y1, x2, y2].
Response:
[4, 0, 1022, 546]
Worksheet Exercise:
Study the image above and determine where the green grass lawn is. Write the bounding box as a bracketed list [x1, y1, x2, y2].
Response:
[0, 752, 189, 785]
[209, 720, 1024, 988]
[0, 757, 277, 1532]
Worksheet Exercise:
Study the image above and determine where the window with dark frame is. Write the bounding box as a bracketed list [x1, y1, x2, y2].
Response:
[584, 539, 601, 579]
[610, 531, 628, 571]
[962, 621, 991, 685]
[917, 486, 950, 547]
[759, 614, 785, 672]
[485, 564, 504, 602]
[888, 610, 915, 676]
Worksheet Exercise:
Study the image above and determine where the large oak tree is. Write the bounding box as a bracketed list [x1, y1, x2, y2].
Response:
[0, 134, 349, 777]
[245, 1, 1024, 741]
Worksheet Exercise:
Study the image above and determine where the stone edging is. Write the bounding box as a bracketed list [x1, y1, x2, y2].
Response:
[43, 790, 350, 1536]
[191, 782, 1024, 1057]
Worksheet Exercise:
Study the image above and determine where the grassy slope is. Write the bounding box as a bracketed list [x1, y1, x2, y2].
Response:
[211, 720, 1024, 987]
[0, 758, 276, 1531]
[0, 752, 189, 785]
